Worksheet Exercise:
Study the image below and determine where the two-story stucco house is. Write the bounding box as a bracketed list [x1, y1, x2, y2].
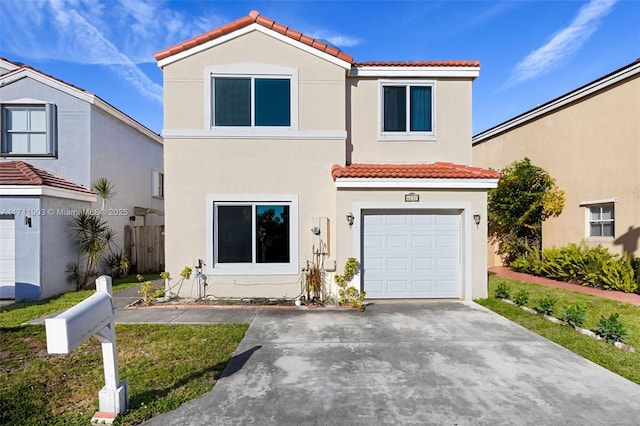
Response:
[0, 58, 164, 300]
[155, 11, 499, 301]
[473, 59, 640, 266]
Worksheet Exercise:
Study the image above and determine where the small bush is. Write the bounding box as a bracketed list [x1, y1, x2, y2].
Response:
[560, 304, 587, 329]
[533, 295, 556, 315]
[594, 313, 627, 344]
[494, 282, 511, 299]
[513, 289, 530, 306]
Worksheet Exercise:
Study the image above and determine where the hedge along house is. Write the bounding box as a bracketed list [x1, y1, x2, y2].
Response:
[155, 11, 500, 301]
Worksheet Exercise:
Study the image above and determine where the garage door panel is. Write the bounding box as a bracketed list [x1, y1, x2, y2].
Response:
[0, 217, 16, 299]
[363, 211, 460, 299]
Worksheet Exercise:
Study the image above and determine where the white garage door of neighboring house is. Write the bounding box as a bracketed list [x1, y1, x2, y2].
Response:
[362, 211, 461, 298]
[0, 217, 16, 299]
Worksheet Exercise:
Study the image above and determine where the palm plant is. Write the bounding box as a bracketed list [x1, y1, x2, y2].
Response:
[92, 177, 116, 210]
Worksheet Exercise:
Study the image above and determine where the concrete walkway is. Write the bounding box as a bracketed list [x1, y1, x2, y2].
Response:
[489, 266, 640, 306]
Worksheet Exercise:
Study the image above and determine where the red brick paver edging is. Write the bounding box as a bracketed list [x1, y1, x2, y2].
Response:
[489, 266, 640, 307]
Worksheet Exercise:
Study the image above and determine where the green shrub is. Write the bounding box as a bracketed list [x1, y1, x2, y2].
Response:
[560, 303, 587, 329]
[511, 242, 637, 293]
[533, 295, 556, 315]
[594, 313, 627, 344]
[494, 282, 511, 299]
[513, 289, 530, 306]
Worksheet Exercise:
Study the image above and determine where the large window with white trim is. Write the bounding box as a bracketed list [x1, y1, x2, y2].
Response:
[588, 204, 615, 237]
[380, 80, 435, 139]
[207, 63, 298, 132]
[208, 195, 298, 274]
[1, 104, 57, 156]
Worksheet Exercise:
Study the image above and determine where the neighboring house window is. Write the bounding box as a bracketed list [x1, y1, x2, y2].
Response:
[207, 195, 299, 275]
[152, 171, 164, 199]
[589, 204, 615, 237]
[1, 104, 57, 156]
[213, 77, 290, 127]
[380, 80, 435, 140]
[205, 63, 299, 133]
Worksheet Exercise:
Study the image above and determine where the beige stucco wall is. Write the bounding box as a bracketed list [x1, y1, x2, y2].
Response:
[347, 77, 473, 164]
[473, 74, 640, 263]
[164, 138, 344, 298]
[335, 188, 489, 300]
[162, 30, 346, 132]
[161, 29, 350, 298]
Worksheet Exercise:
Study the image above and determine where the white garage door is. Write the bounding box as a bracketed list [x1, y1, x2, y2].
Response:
[362, 211, 461, 298]
[0, 217, 16, 299]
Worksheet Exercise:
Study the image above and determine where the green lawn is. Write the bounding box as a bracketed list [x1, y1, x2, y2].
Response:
[0, 276, 249, 425]
[476, 275, 640, 384]
[0, 274, 157, 328]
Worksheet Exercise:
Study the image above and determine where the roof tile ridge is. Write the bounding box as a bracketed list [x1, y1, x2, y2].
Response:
[15, 161, 44, 185]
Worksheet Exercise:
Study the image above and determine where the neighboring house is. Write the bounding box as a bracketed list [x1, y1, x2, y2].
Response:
[473, 59, 640, 265]
[0, 58, 164, 301]
[155, 11, 499, 301]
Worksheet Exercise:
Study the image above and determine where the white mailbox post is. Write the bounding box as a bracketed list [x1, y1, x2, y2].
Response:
[45, 275, 128, 422]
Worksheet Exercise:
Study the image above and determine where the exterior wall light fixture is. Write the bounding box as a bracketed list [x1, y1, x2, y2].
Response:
[473, 211, 481, 228]
[346, 212, 355, 226]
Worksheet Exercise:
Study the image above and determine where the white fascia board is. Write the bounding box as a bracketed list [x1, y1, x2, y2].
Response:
[0, 59, 20, 72]
[93, 98, 163, 145]
[335, 178, 499, 189]
[473, 61, 640, 143]
[349, 66, 479, 78]
[579, 198, 618, 206]
[0, 68, 95, 103]
[162, 128, 347, 140]
[0, 186, 97, 202]
[157, 24, 352, 70]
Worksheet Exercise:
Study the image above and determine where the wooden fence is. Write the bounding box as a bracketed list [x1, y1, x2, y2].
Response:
[124, 225, 165, 273]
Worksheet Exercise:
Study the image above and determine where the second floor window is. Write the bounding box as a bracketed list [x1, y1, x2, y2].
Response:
[380, 81, 435, 139]
[1, 104, 57, 156]
[213, 77, 291, 127]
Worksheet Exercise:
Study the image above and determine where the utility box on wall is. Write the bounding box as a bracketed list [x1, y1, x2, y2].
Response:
[311, 216, 330, 256]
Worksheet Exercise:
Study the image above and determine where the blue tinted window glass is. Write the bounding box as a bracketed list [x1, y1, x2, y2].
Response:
[214, 78, 251, 126]
[410, 86, 432, 131]
[383, 86, 406, 131]
[217, 206, 252, 263]
[255, 79, 290, 126]
[256, 205, 290, 263]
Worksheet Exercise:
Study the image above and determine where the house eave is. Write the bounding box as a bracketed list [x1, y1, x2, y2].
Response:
[349, 66, 480, 79]
[0, 185, 97, 202]
[334, 178, 499, 189]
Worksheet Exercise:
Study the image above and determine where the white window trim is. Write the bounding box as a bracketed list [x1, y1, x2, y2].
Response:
[378, 79, 436, 141]
[1, 102, 57, 156]
[203, 62, 299, 137]
[584, 202, 615, 239]
[152, 170, 164, 199]
[206, 194, 299, 275]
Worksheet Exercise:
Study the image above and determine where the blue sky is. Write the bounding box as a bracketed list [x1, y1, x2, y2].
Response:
[0, 0, 638, 135]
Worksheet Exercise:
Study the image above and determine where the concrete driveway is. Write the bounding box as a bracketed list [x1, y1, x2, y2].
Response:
[144, 301, 640, 425]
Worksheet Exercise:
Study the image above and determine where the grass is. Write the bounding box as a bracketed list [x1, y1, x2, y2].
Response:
[0, 323, 248, 425]
[476, 275, 640, 384]
[0, 274, 158, 328]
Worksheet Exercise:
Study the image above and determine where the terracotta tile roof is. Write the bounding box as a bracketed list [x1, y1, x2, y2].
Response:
[155, 10, 354, 63]
[354, 60, 480, 68]
[331, 163, 501, 180]
[0, 161, 94, 193]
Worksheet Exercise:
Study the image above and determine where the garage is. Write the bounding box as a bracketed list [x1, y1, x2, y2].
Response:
[0, 216, 16, 299]
[362, 210, 461, 298]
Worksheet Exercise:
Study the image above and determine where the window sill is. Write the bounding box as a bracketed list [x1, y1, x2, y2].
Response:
[207, 264, 299, 276]
[1, 153, 57, 158]
[378, 133, 436, 142]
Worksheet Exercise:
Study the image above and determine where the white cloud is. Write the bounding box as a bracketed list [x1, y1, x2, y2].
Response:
[305, 30, 361, 48]
[0, 0, 224, 104]
[505, 0, 617, 88]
